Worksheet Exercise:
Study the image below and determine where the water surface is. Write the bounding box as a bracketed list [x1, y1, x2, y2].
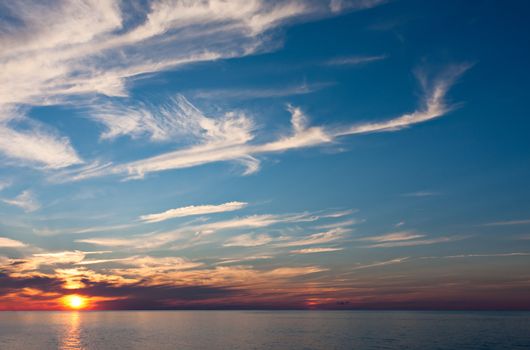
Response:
[0, 311, 529, 349]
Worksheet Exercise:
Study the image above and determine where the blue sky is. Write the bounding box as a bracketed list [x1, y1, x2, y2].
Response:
[0, 0, 529, 310]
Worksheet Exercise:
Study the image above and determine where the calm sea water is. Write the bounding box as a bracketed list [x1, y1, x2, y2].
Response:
[0, 311, 529, 349]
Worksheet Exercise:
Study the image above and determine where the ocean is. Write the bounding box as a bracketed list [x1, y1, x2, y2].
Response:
[0, 311, 529, 349]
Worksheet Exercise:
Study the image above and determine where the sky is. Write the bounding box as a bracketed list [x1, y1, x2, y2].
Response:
[0, 0, 529, 310]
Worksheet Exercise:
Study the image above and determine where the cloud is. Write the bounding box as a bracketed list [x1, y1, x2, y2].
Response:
[32, 223, 136, 236]
[314, 219, 358, 230]
[215, 255, 273, 265]
[140, 201, 248, 223]
[0, 180, 11, 191]
[325, 54, 386, 66]
[2, 190, 40, 212]
[351, 257, 409, 270]
[4, 250, 111, 273]
[77, 211, 343, 250]
[224, 233, 272, 247]
[193, 82, 334, 100]
[76, 237, 143, 248]
[401, 191, 440, 197]
[364, 235, 467, 248]
[278, 227, 349, 247]
[290, 247, 343, 254]
[0, 237, 26, 248]
[329, 0, 388, 13]
[110, 256, 203, 272]
[424, 252, 530, 259]
[482, 219, 530, 226]
[0, 108, 82, 169]
[358, 231, 425, 242]
[0, 0, 332, 107]
[57, 64, 468, 182]
[78, 212, 317, 248]
[334, 64, 471, 136]
[2, 0, 383, 170]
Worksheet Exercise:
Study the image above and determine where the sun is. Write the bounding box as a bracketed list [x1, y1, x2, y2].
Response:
[63, 295, 87, 310]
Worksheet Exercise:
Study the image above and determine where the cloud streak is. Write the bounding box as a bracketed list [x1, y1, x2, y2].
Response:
[58, 65, 468, 182]
[325, 54, 387, 66]
[0, 237, 26, 248]
[2, 0, 382, 170]
[364, 235, 468, 248]
[290, 247, 343, 254]
[140, 201, 248, 223]
[2, 190, 40, 212]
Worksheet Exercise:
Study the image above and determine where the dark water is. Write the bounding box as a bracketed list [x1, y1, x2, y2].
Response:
[0, 311, 529, 349]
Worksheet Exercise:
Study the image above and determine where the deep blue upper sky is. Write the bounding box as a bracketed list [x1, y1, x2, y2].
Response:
[0, 0, 529, 309]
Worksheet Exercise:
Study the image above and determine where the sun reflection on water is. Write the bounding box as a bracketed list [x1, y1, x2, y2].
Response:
[60, 312, 82, 350]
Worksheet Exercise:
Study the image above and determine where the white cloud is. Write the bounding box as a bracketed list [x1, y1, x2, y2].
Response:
[114, 255, 202, 271]
[140, 201, 248, 223]
[57, 64, 468, 182]
[3, 1, 378, 170]
[0, 108, 82, 169]
[0, 237, 26, 248]
[216, 255, 273, 265]
[77, 212, 316, 248]
[364, 235, 467, 248]
[193, 82, 334, 100]
[329, 0, 388, 13]
[76, 211, 329, 249]
[75, 237, 138, 248]
[351, 257, 408, 270]
[427, 252, 530, 259]
[2, 190, 40, 212]
[325, 54, 386, 66]
[334, 64, 471, 136]
[278, 227, 349, 247]
[6, 250, 110, 271]
[0, 180, 11, 191]
[482, 219, 530, 226]
[290, 247, 343, 254]
[358, 231, 424, 242]
[224, 233, 272, 247]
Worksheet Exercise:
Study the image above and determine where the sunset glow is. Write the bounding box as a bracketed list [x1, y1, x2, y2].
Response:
[64, 296, 86, 310]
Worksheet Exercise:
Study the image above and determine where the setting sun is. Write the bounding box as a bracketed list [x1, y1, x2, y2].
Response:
[64, 295, 87, 310]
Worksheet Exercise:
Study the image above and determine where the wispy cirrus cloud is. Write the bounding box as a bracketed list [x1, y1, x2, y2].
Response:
[224, 233, 273, 247]
[358, 231, 425, 242]
[215, 255, 273, 265]
[0, 0, 385, 170]
[2, 190, 40, 212]
[482, 219, 530, 226]
[364, 235, 468, 248]
[140, 201, 248, 223]
[401, 191, 440, 197]
[57, 64, 468, 182]
[278, 227, 350, 247]
[290, 247, 343, 254]
[421, 252, 530, 260]
[334, 64, 471, 136]
[77, 212, 319, 249]
[0, 108, 82, 169]
[329, 0, 388, 13]
[193, 82, 334, 100]
[325, 54, 387, 66]
[351, 257, 409, 270]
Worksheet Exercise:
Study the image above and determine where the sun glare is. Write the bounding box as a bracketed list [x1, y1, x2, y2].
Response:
[64, 295, 87, 310]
